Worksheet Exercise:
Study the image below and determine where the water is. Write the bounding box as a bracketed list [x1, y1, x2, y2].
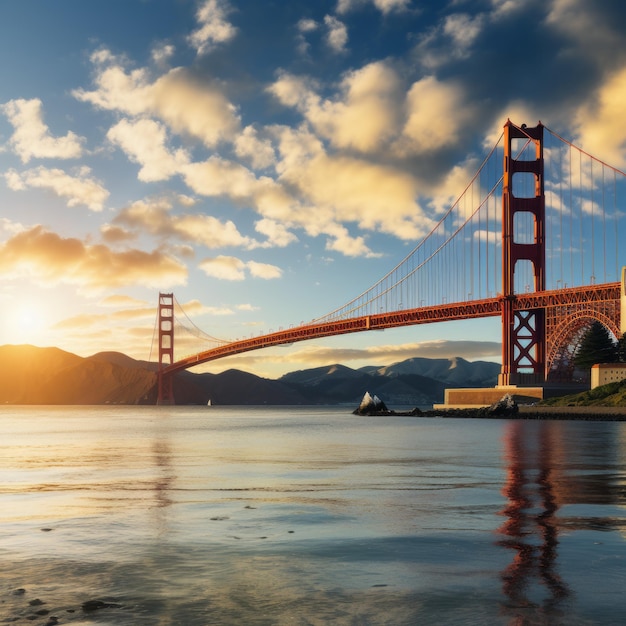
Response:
[1, 406, 625, 625]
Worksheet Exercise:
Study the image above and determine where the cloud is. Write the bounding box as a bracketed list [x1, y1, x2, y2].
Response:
[4, 166, 109, 211]
[297, 18, 318, 33]
[107, 118, 190, 181]
[246, 260, 283, 279]
[114, 197, 256, 249]
[199, 255, 245, 280]
[1, 98, 85, 163]
[398, 75, 474, 155]
[100, 223, 137, 244]
[545, 0, 623, 69]
[324, 15, 348, 53]
[177, 298, 235, 317]
[443, 12, 485, 51]
[0, 217, 26, 236]
[74, 56, 240, 148]
[271, 62, 402, 154]
[268, 62, 474, 160]
[234, 125, 276, 170]
[254, 218, 298, 247]
[0, 225, 187, 290]
[151, 43, 175, 67]
[336, 0, 411, 15]
[188, 0, 237, 56]
[572, 66, 626, 168]
[99, 294, 148, 308]
[179, 156, 261, 198]
[271, 125, 429, 243]
[199, 255, 282, 280]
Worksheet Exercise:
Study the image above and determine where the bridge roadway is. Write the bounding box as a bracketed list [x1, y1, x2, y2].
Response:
[163, 282, 621, 375]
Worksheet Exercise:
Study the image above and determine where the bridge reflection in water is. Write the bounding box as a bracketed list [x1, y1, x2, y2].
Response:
[497, 422, 570, 620]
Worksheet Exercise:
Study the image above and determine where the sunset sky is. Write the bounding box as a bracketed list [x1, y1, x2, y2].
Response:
[2, 0, 626, 378]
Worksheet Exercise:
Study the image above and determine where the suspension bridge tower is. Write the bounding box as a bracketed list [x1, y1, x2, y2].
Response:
[498, 121, 546, 387]
[157, 292, 175, 405]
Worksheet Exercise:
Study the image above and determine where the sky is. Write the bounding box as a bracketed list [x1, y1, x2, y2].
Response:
[1, 0, 626, 379]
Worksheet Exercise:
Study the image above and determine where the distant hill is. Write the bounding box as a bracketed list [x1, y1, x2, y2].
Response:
[0, 345, 156, 404]
[370, 356, 500, 387]
[0, 345, 500, 406]
[280, 356, 500, 405]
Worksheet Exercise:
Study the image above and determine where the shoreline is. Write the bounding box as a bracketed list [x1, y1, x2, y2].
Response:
[358, 405, 626, 420]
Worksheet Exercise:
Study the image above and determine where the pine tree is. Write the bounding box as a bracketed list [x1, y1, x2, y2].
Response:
[574, 322, 618, 370]
[618, 333, 626, 363]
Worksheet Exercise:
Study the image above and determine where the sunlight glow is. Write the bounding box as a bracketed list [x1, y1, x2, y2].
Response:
[7, 303, 47, 344]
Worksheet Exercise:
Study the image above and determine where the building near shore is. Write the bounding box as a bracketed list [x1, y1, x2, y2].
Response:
[591, 363, 626, 388]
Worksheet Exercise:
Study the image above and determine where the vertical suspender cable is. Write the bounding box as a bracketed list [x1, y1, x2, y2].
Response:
[559, 139, 564, 286]
[590, 159, 595, 283]
[579, 148, 583, 286]
[613, 170, 620, 278]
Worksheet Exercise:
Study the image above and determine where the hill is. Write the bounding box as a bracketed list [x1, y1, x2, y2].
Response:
[0, 345, 157, 404]
[0, 345, 501, 406]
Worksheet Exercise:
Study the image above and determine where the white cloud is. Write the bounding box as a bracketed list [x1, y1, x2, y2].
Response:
[1, 98, 84, 163]
[180, 156, 260, 198]
[199, 255, 246, 280]
[297, 18, 318, 33]
[247, 260, 283, 279]
[272, 125, 428, 243]
[572, 66, 626, 168]
[115, 197, 256, 249]
[107, 118, 190, 181]
[199, 255, 282, 280]
[74, 55, 240, 148]
[188, 0, 237, 55]
[336, 0, 410, 14]
[254, 218, 298, 247]
[267, 71, 318, 109]
[285, 61, 403, 153]
[151, 43, 175, 66]
[324, 15, 348, 53]
[234, 125, 276, 169]
[398, 75, 473, 155]
[443, 13, 485, 50]
[5, 166, 109, 211]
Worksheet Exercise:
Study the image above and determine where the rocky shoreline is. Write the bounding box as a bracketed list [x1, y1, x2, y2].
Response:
[353, 391, 626, 420]
[355, 406, 626, 420]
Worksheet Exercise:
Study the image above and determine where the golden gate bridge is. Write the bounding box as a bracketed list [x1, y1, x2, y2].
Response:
[152, 121, 626, 405]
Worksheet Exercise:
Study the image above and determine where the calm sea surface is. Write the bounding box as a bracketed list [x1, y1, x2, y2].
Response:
[1, 406, 625, 625]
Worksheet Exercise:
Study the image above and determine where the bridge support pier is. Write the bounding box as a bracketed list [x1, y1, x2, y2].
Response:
[157, 292, 175, 405]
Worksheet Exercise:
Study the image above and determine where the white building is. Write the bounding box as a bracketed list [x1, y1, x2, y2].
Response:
[591, 363, 626, 388]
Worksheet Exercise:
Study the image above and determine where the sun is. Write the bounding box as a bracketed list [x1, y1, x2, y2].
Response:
[7, 303, 47, 344]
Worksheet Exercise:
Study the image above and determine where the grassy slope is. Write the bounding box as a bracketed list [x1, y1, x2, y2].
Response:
[540, 380, 626, 407]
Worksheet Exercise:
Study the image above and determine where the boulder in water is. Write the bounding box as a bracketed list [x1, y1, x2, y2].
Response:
[354, 391, 389, 415]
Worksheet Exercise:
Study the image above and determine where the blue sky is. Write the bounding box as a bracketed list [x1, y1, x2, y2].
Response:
[1, 0, 626, 378]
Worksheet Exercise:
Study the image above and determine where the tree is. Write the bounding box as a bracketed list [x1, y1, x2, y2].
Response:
[618, 333, 626, 363]
[574, 322, 618, 370]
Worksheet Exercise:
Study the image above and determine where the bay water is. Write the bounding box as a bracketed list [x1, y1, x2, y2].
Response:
[1, 406, 625, 625]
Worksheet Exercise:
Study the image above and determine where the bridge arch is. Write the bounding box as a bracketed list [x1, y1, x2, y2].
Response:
[546, 307, 620, 381]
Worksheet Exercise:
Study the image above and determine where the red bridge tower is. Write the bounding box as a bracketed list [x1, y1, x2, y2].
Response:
[157, 292, 175, 405]
[498, 121, 546, 386]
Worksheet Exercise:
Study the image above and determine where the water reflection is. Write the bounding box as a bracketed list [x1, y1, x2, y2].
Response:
[151, 439, 174, 534]
[497, 421, 570, 621]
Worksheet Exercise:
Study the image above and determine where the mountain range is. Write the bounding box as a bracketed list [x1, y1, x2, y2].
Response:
[0, 345, 500, 406]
